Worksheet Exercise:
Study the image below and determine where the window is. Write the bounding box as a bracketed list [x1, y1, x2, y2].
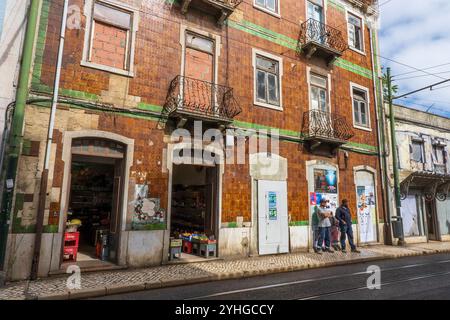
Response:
[254, 0, 279, 15]
[348, 13, 363, 52]
[310, 73, 328, 112]
[433, 145, 445, 164]
[255, 53, 281, 108]
[185, 32, 215, 82]
[411, 140, 424, 163]
[307, 0, 324, 22]
[352, 87, 369, 128]
[82, 1, 138, 76]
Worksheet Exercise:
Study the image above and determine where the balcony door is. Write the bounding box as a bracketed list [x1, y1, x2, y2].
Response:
[307, 0, 325, 44]
[184, 32, 216, 114]
[309, 73, 332, 136]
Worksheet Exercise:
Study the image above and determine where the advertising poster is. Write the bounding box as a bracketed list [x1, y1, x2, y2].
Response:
[357, 186, 376, 242]
[314, 169, 337, 194]
[268, 191, 278, 221]
[132, 184, 165, 230]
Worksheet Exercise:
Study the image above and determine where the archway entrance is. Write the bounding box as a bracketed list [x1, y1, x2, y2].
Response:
[62, 138, 125, 267]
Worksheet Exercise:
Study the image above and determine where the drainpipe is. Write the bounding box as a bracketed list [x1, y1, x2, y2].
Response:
[0, 0, 42, 271]
[30, 0, 68, 280]
[368, 27, 393, 245]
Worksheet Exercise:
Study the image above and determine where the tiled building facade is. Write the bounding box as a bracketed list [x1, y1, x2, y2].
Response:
[5, 0, 386, 280]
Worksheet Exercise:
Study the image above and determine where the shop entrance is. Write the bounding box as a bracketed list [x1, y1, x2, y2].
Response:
[425, 199, 440, 241]
[169, 164, 219, 262]
[63, 138, 125, 267]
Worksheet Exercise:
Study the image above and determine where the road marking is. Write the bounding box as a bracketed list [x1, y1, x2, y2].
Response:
[298, 270, 450, 300]
[187, 258, 450, 300]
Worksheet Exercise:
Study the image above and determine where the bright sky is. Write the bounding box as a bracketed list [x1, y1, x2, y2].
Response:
[379, 0, 450, 118]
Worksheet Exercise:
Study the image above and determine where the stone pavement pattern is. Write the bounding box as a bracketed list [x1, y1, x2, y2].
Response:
[1, 242, 450, 300]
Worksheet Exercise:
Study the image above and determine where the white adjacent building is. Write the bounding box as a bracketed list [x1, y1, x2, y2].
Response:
[387, 104, 450, 243]
[0, 0, 29, 141]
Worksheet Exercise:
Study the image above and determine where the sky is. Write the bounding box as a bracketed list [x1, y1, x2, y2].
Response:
[379, 0, 450, 118]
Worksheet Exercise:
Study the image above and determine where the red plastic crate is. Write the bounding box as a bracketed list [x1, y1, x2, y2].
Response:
[64, 232, 80, 247]
[63, 246, 78, 262]
[182, 240, 192, 254]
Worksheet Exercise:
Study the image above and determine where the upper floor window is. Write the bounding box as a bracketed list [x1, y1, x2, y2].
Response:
[254, 0, 280, 16]
[253, 49, 283, 110]
[351, 86, 370, 129]
[348, 12, 363, 52]
[307, 0, 324, 23]
[255, 55, 280, 107]
[310, 73, 328, 112]
[411, 140, 424, 163]
[433, 144, 447, 173]
[82, 0, 138, 77]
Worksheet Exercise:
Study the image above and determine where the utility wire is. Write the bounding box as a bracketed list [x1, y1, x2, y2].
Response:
[378, 54, 448, 81]
[393, 62, 450, 77]
[395, 70, 450, 81]
[379, 0, 395, 7]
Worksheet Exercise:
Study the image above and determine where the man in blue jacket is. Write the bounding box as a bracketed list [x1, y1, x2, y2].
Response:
[335, 199, 360, 253]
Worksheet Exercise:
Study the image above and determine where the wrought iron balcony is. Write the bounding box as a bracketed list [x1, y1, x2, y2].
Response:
[347, 0, 379, 16]
[163, 75, 242, 126]
[435, 163, 447, 175]
[297, 19, 348, 65]
[181, 0, 243, 26]
[301, 110, 354, 155]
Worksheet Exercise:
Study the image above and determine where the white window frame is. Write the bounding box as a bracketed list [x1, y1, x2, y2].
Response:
[411, 138, 425, 163]
[307, 66, 331, 113]
[81, 0, 139, 77]
[345, 9, 365, 55]
[350, 82, 371, 131]
[253, 0, 281, 18]
[252, 48, 283, 111]
[305, 0, 327, 25]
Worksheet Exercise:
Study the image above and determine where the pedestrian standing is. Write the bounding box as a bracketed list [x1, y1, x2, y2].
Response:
[335, 199, 360, 253]
[312, 204, 321, 254]
[316, 198, 333, 253]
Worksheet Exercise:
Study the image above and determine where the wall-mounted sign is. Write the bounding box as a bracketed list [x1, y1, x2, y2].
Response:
[132, 184, 165, 230]
[314, 169, 337, 194]
[268, 191, 278, 221]
[357, 186, 376, 242]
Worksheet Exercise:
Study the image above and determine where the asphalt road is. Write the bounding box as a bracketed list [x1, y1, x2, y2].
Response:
[94, 253, 450, 300]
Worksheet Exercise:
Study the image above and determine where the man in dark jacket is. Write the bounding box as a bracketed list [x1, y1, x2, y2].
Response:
[335, 199, 360, 253]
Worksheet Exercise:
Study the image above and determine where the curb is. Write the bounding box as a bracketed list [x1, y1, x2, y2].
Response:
[23, 247, 450, 300]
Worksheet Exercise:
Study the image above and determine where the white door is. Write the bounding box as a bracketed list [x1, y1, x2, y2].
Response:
[258, 180, 289, 255]
[355, 171, 378, 243]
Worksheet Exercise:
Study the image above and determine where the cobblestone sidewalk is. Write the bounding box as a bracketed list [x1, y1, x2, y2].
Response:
[1, 242, 449, 300]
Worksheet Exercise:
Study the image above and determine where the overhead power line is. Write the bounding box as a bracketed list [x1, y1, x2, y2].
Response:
[393, 62, 450, 77]
[377, 54, 448, 81]
[395, 70, 450, 81]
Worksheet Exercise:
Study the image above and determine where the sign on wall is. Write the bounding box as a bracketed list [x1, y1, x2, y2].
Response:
[357, 185, 376, 242]
[131, 184, 166, 230]
[268, 191, 278, 221]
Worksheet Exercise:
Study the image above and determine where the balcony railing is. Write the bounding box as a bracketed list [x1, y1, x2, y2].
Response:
[301, 110, 355, 142]
[181, 0, 243, 26]
[163, 75, 242, 124]
[435, 163, 447, 175]
[297, 19, 348, 64]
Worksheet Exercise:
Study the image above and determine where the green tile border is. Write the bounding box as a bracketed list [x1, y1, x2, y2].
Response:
[289, 221, 309, 226]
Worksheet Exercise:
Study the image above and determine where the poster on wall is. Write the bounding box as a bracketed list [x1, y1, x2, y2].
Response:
[268, 191, 278, 221]
[357, 186, 376, 242]
[314, 169, 337, 194]
[131, 184, 166, 230]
